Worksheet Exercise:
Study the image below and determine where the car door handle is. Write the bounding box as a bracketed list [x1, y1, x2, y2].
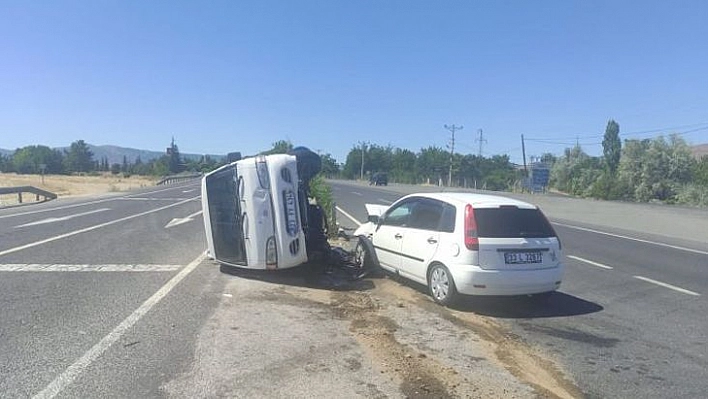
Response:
[427, 237, 438, 244]
[394, 233, 403, 239]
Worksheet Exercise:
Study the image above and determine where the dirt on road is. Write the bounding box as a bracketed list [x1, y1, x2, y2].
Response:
[166, 259, 584, 399]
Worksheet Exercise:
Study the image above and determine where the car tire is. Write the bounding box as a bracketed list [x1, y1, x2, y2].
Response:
[354, 237, 376, 271]
[428, 263, 458, 306]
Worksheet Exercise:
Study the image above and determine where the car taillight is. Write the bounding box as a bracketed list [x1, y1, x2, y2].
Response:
[464, 204, 479, 250]
[538, 207, 561, 250]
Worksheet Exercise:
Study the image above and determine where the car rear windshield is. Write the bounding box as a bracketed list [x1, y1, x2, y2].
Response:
[475, 207, 555, 238]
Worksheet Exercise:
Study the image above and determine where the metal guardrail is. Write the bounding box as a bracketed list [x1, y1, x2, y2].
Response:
[0, 186, 57, 205]
[156, 173, 202, 185]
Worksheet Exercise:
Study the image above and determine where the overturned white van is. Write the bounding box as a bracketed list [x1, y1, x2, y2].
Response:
[202, 154, 308, 270]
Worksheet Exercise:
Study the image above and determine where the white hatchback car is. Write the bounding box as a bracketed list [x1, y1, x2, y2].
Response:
[354, 192, 564, 305]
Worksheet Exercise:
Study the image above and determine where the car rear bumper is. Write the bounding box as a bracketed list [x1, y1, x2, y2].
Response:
[449, 263, 564, 296]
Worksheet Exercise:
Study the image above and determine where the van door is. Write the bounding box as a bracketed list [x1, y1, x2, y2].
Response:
[202, 163, 247, 267]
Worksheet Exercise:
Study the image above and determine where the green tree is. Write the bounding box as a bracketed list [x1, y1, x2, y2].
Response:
[391, 148, 417, 184]
[12, 145, 65, 174]
[618, 135, 695, 202]
[342, 144, 366, 179]
[65, 140, 94, 173]
[416, 146, 449, 185]
[319, 153, 339, 178]
[602, 119, 621, 174]
[695, 155, 708, 187]
[262, 140, 294, 155]
[550, 144, 604, 196]
[0, 154, 10, 172]
[166, 138, 184, 174]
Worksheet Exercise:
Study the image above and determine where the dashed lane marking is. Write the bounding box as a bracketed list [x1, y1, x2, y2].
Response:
[14, 208, 111, 228]
[633, 275, 701, 296]
[0, 196, 199, 257]
[0, 264, 182, 272]
[567, 255, 614, 270]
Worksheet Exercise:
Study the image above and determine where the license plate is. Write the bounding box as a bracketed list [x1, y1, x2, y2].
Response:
[283, 191, 299, 236]
[504, 252, 542, 264]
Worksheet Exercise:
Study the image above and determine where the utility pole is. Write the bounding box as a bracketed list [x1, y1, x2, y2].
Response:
[476, 128, 487, 157]
[358, 141, 367, 181]
[521, 134, 528, 176]
[444, 124, 463, 186]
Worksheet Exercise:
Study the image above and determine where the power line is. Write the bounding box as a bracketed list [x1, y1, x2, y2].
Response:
[475, 128, 487, 156]
[525, 121, 708, 141]
[444, 124, 463, 186]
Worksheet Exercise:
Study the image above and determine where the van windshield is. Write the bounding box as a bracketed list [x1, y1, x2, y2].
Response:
[475, 207, 555, 238]
[204, 165, 247, 265]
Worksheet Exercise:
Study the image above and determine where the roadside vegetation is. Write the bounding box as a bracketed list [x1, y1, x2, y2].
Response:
[548, 120, 708, 206]
[340, 143, 520, 190]
[3, 126, 707, 208]
[0, 139, 222, 177]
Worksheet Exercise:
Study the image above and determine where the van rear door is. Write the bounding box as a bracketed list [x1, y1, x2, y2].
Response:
[202, 163, 248, 267]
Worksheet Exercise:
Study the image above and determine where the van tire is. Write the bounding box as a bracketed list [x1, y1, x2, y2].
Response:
[428, 263, 458, 306]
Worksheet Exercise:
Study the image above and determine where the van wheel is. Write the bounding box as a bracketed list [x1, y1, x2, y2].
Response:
[428, 264, 458, 306]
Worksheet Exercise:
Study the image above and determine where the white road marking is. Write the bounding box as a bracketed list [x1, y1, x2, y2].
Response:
[0, 198, 115, 220]
[553, 222, 708, 256]
[0, 185, 198, 220]
[633, 275, 701, 296]
[0, 196, 199, 257]
[567, 255, 614, 270]
[0, 264, 181, 272]
[119, 197, 196, 201]
[378, 199, 393, 204]
[165, 210, 203, 228]
[336, 206, 362, 226]
[182, 189, 196, 193]
[14, 208, 111, 228]
[351, 191, 363, 196]
[31, 254, 206, 399]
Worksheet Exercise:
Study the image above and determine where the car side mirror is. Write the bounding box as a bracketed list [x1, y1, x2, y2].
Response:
[368, 215, 380, 224]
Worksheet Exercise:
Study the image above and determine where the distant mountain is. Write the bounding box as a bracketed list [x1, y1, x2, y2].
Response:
[691, 144, 708, 159]
[0, 144, 224, 164]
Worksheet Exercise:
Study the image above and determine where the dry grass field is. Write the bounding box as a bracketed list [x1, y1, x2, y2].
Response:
[0, 173, 160, 207]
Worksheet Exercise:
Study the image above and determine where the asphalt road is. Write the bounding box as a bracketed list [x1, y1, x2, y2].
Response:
[2, 178, 706, 398]
[0, 181, 220, 398]
[331, 180, 708, 399]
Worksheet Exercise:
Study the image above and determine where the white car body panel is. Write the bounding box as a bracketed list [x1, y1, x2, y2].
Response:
[356, 193, 564, 297]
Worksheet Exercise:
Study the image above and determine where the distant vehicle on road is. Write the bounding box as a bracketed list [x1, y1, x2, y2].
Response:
[354, 192, 564, 305]
[369, 172, 388, 186]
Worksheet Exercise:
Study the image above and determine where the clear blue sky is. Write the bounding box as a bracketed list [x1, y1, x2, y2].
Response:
[2, 0, 707, 164]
